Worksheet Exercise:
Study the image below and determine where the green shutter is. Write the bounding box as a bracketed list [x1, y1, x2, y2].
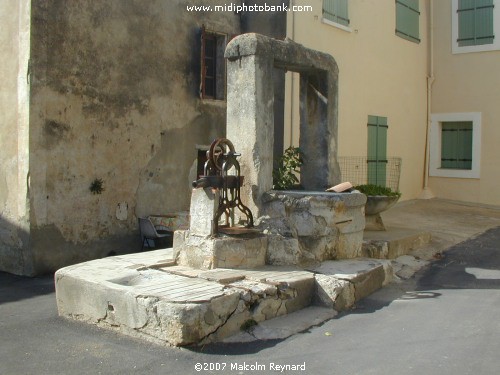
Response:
[368, 116, 388, 186]
[441, 122, 473, 169]
[458, 0, 494, 46]
[396, 0, 420, 43]
[323, 0, 349, 27]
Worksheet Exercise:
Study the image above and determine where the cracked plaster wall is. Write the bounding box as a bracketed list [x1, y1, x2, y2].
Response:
[26, 0, 239, 274]
[0, 0, 31, 275]
[1, 0, 288, 275]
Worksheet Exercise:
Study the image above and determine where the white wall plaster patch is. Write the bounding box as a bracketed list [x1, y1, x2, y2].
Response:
[116, 202, 128, 221]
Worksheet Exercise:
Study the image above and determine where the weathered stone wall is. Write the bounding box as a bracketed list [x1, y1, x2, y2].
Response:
[0, 0, 289, 275]
[260, 191, 367, 264]
[27, 0, 240, 274]
[0, 0, 31, 275]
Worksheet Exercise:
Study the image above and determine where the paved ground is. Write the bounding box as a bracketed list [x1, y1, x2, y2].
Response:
[1, 199, 500, 374]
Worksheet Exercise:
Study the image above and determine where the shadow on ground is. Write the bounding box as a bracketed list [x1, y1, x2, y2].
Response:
[416, 226, 500, 291]
[0, 272, 55, 305]
[331, 226, 500, 319]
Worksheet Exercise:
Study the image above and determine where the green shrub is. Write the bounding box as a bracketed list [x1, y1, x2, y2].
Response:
[354, 184, 401, 197]
[272, 147, 304, 190]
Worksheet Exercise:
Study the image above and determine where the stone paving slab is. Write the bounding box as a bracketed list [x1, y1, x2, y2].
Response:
[223, 305, 338, 343]
[114, 248, 175, 266]
[161, 265, 202, 278]
[310, 259, 393, 306]
[198, 269, 248, 284]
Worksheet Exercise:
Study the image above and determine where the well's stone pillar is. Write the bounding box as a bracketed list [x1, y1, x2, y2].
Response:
[226, 53, 274, 218]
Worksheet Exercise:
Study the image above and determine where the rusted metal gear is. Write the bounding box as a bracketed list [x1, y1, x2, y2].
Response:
[208, 138, 236, 171]
[191, 138, 255, 236]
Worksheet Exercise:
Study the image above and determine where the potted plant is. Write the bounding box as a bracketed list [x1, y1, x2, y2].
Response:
[354, 184, 401, 231]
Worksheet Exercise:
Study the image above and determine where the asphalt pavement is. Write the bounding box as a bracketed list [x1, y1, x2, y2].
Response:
[1, 202, 500, 375]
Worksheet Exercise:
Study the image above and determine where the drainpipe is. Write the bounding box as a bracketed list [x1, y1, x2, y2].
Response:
[289, 0, 295, 147]
[420, 0, 435, 199]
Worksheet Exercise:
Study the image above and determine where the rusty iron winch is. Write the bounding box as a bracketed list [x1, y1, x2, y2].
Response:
[192, 138, 254, 236]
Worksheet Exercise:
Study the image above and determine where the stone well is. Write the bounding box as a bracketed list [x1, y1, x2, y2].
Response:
[223, 33, 366, 262]
[174, 34, 366, 269]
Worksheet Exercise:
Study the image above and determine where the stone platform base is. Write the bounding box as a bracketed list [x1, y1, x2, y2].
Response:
[55, 249, 393, 347]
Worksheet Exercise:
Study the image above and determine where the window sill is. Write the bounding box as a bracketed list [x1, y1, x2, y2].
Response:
[452, 43, 500, 54]
[321, 18, 352, 33]
[199, 98, 227, 108]
[429, 169, 480, 179]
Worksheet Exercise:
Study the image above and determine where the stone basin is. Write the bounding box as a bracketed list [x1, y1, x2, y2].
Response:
[365, 195, 400, 215]
[364, 195, 400, 231]
[261, 190, 367, 262]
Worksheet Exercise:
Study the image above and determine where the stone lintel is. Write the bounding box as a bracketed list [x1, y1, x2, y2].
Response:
[225, 33, 338, 76]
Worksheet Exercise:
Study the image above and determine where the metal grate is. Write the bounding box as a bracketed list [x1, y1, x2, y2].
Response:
[338, 156, 402, 192]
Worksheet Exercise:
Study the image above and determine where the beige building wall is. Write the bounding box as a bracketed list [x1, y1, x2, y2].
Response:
[430, 0, 500, 205]
[285, 0, 430, 200]
[0, 0, 31, 274]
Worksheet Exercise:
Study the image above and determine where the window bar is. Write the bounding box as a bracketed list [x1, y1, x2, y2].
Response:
[395, 29, 421, 43]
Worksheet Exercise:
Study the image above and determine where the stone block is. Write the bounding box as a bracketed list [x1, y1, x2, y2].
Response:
[175, 234, 267, 270]
[213, 235, 267, 269]
[189, 188, 219, 237]
[351, 264, 386, 301]
[298, 235, 337, 261]
[174, 234, 213, 269]
[361, 240, 389, 259]
[336, 231, 364, 259]
[266, 235, 302, 266]
[314, 274, 355, 311]
[311, 259, 393, 303]
[362, 230, 432, 259]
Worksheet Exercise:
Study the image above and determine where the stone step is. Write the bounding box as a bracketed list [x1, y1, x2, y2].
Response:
[55, 251, 393, 347]
[362, 227, 431, 259]
[309, 258, 393, 311]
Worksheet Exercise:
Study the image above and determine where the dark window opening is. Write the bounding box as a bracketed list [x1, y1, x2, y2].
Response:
[201, 28, 226, 100]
